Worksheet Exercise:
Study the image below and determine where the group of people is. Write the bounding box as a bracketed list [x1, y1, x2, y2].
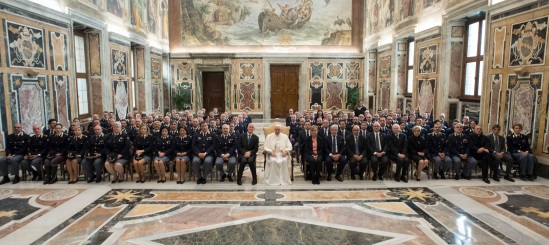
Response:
[0, 108, 260, 186]
[287, 102, 537, 185]
[0, 104, 538, 186]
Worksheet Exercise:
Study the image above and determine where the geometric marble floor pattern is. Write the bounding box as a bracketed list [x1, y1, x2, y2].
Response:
[1, 179, 549, 244]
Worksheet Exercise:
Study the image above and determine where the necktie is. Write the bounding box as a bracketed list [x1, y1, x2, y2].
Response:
[332, 136, 336, 153]
[248, 134, 251, 144]
[375, 133, 381, 152]
[325, 129, 328, 136]
[306, 130, 309, 138]
[355, 136, 359, 155]
[494, 135, 498, 151]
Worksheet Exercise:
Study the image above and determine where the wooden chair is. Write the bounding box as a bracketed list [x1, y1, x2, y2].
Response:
[262, 123, 295, 181]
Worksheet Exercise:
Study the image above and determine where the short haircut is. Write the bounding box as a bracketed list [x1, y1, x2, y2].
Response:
[492, 124, 501, 130]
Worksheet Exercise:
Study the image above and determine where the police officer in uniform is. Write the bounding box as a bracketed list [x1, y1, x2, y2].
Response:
[214, 124, 237, 182]
[0, 123, 29, 184]
[133, 125, 153, 183]
[104, 122, 131, 183]
[153, 127, 173, 183]
[173, 126, 193, 184]
[426, 122, 452, 179]
[192, 121, 215, 184]
[168, 121, 179, 138]
[21, 124, 48, 181]
[447, 123, 478, 180]
[44, 124, 68, 184]
[507, 123, 536, 181]
[65, 127, 88, 184]
[82, 125, 106, 183]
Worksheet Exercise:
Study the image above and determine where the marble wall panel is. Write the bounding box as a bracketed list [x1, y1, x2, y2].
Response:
[136, 48, 145, 79]
[509, 17, 548, 67]
[492, 27, 506, 69]
[10, 75, 48, 134]
[379, 82, 390, 110]
[49, 32, 67, 71]
[418, 78, 435, 118]
[368, 60, 376, 92]
[326, 82, 343, 110]
[327, 63, 343, 80]
[162, 81, 169, 112]
[506, 74, 543, 142]
[309, 81, 323, 110]
[0, 74, 5, 151]
[239, 63, 256, 80]
[239, 82, 255, 111]
[451, 26, 464, 38]
[53, 76, 69, 129]
[461, 102, 480, 125]
[175, 62, 193, 80]
[111, 48, 127, 75]
[5, 21, 46, 69]
[310, 62, 324, 79]
[489, 74, 502, 128]
[418, 44, 437, 74]
[88, 33, 101, 76]
[397, 54, 406, 95]
[171, 60, 195, 111]
[113, 80, 128, 120]
[151, 56, 161, 79]
[449, 42, 463, 98]
[138, 80, 146, 111]
[379, 55, 390, 79]
[91, 78, 103, 115]
[152, 83, 160, 112]
[346, 62, 360, 80]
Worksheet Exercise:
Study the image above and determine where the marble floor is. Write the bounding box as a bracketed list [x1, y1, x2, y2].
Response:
[0, 173, 548, 245]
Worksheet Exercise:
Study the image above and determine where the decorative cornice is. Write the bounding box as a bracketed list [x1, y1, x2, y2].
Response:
[415, 26, 441, 42]
[0, 0, 70, 28]
[68, 8, 106, 30]
[109, 32, 130, 46]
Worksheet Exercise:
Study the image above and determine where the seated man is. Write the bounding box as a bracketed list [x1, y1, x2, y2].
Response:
[427, 122, 452, 179]
[470, 125, 495, 184]
[367, 122, 389, 181]
[21, 124, 49, 181]
[264, 124, 293, 186]
[0, 124, 29, 184]
[447, 123, 478, 180]
[325, 125, 347, 182]
[214, 124, 237, 182]
[346, 125, 368, 180]
[507, 123, 536, 181]
[236, 123, 259, 185]
[488, 124, 515, 182]
[387, 124, 410, 182]
[192, 121, 215, 184]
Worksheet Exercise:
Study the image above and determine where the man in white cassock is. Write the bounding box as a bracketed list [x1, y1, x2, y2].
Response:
[264, 124, 293, 185]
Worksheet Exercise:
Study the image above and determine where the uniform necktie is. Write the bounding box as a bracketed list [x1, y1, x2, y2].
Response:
[332, 136, 336, 153]
[375, 133, 381, 152]
[355, 136, 359, 155]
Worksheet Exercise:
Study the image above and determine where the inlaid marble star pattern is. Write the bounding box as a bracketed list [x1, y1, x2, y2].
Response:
[399, 188, 435, 202]
[104, 190, 142, 204]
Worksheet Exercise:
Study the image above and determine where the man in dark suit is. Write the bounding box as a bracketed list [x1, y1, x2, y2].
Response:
[387, 124, 410, 182]
[338, 120, 352, 145]
[367, 122, 390, 181]
[236, 123, 259, 185]
[43, 119, 57, 136]
[324, 125, 346, 182]
[285, 108, 294, 126]
[296, 121, 312, 166]
[487, 124, 515, 182]
[379, 118, 390, 135]
[346, 125, 368, 180]
[434, 113, 450, 129]
[359, 121, 369, 139]
[318, 119, 331, 139]
[470, 125, 495, 184]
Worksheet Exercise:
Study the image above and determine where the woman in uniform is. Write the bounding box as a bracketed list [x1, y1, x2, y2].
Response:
[173, 126, 192, 184]
[44, 124, 68, 184]
[83, 125, 106, 183]
[133, 125, 152, 183]
[104, 122, 130, 183]
[408, 126, 429, 181]
[153, 127, 173, 183]
[66, 127, 88, 184]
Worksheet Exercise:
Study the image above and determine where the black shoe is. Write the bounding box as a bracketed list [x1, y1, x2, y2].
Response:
[68, 181, 74, 184]
[252, 179, 257, 185]
[220, 174, 226, 182]
[88, 178, 95, 183]
[527, 175, 534, 181]
[394, 174, 400, 182]
[0, 177, 10, 185]
[120, 179, 126, 183]
[482, 177, 491, 184]
[433, 173, 439, 180]
[351, 175, 355, 180]
[401, 176, 408, 183]
[197, 179, 202, 184]
[520, 175, 527, 181]
[359, 176, 364, 180]
[237, 179, 242, 185]
[12, 176, 20, 184]
[327, 174, 332, 181]
[136, 180, 142, 183]
[504, 175, 515, 182]
[372, 174, 377, 181]
[440, 171, 446, 180]
[31, 173, 39, 181]
[336, 175, 343, 182]
[378, 175, 384, 181]
[113, 179, 119, 184]
[460, 173, 471, 180]
[49, 176, 58, 184]
[202, 178, 207, 184]
[95, 178, 102, 183]
[493, 175, 500, 182]
[454, 174, 459, 180]
[227, 175, 233, 182]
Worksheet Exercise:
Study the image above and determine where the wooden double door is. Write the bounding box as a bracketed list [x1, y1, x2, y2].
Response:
[270, 65, 299, 118]
[202, 72, 225, 113]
